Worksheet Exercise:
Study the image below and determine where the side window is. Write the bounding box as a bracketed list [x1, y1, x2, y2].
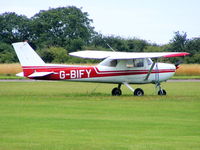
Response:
[109, 60, 118, 67]
[133, 59, 144, 67]
[100, 59, 118, 67]
[126, 59, 134, 68]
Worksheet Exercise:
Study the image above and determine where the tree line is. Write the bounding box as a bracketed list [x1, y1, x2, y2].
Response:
[0, 6, 199, 64]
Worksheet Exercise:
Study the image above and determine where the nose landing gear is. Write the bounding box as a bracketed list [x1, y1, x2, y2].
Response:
[158, 89, 167, 95]
[156, 82, 167, 96]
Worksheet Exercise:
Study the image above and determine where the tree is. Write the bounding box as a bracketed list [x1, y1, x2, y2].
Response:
[90, 34, 148, 52]
[167, 31, 189, 63]
[170, 31, 188, 52]
[30, 6, 94, 51]
[0, 12, 30, 44]
[144, 45, 164, 52]
[104, 36, 128, 51]
[186, 38, 200, 55]
[126, 39, 148, 52]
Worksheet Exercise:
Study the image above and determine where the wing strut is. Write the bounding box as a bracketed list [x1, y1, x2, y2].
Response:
[123, 82, 135, 92]
[144, 59, 157, 81]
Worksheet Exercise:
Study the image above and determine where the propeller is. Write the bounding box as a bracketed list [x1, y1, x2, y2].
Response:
[175, 60, 183, 69]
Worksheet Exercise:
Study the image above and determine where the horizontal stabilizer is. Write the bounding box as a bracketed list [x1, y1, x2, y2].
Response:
[69, 50, 190, 59]
[28, 72, 54, 78]
[16, 72, 24, 77]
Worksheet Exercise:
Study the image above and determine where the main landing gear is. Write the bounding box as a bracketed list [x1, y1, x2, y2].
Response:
[112, 84, 122, 96]
[111, 82, 166, 96]
[112, 82, 144, 96]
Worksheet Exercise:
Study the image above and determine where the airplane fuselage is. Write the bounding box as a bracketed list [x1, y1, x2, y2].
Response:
[22, 62, 176, 84]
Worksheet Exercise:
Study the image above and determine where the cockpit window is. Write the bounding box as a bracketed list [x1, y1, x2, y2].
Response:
[109, 60, 118, 67]
[133, 59, 144, 67]
[99, 59, 118, 67]
[126, 59, 144, 68]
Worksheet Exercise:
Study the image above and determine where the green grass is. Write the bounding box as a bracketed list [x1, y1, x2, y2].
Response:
[0, 74, 25, 79]
[0, 81, 200, 150]
[172, 75, 200, 79]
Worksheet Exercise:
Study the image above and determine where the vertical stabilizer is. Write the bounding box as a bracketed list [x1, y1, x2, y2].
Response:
[12, 42, 45, 66]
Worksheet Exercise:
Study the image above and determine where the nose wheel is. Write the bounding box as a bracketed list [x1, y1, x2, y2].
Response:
[158, 89, 167, 95]
[156, 82, 167, 96]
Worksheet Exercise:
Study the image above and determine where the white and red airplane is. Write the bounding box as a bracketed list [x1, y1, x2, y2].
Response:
[12, 42, 189, 96]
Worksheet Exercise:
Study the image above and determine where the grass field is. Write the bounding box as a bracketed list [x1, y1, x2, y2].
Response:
[175, 64, 200, 76]
[0, 81, 200, 150]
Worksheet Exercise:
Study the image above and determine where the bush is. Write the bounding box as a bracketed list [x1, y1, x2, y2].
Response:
[37, 47, 68, 63]
[0, 42, 17, 63]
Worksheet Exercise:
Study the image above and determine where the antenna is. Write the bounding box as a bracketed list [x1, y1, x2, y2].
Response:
[106, 43, 115, 52]
[103, 39, 116, 52]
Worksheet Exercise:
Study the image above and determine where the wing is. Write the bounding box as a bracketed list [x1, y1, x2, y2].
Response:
[69, 50, 189, 59]
[69, 50, 114, 59]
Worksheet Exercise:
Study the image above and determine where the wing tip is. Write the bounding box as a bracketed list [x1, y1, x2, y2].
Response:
[164, 52, 190, 58]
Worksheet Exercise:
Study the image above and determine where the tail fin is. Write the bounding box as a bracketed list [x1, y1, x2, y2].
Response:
[12, 42, 45, 66]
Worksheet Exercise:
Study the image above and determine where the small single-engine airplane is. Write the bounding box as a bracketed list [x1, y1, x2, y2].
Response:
[12, 42, 189, 96]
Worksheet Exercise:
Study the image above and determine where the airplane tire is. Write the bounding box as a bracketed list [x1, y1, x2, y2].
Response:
[158, 89, 167, 95]
[112, 88, 122, 96]
[134, 88, 144, 96]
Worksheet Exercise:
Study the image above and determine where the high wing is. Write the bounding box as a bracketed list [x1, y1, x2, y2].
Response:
[69, 50, 189, 59]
